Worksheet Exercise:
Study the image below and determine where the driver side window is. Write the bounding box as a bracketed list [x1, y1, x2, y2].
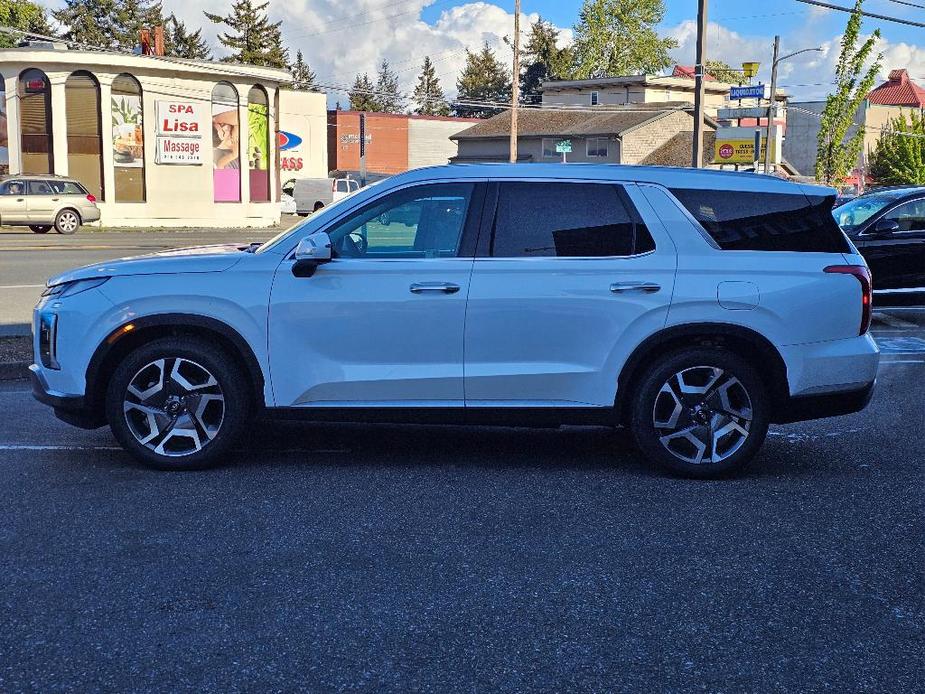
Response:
[883, 199, 925, 232]
[325, 183, 474, 259]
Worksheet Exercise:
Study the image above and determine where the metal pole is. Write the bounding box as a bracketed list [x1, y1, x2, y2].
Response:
[359, 113, 367, 187]
[509, 0, 521, 163]
[691, 0, 708, 168]
[764, 35, 780, 174]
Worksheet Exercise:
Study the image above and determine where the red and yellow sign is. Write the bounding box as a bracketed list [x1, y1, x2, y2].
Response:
[714, 137, 778, 164]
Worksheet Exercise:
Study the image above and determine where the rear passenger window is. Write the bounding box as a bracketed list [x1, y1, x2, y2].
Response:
[668, 188, 850, 253]
[491, 182, 655, 257]
[48, 181, 86, 195]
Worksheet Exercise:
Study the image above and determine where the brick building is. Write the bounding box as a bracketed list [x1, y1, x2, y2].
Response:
[327, 110, 478, 178]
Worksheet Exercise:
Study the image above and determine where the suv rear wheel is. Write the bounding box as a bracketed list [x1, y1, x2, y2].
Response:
[54, 209, 80, 234]
[105, 337, 251, 470]
[630, 347, 769, 478]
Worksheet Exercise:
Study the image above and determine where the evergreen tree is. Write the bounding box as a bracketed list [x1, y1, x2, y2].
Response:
[165, 13, 211, 60]
[455, 43, 511, 119]
[290, 50, 317, 91]
[571, 0, 677, 78]
[412, 56, 450, 116]
[53, 0, 119, 48]
[374, 59, 403, 113]
[205, 0, 288, 68]
[110, 0, 163, 50]
[0, 0, 53, 47]
[348, 73, 378, 112]
[520, 17, 572, 104]
[816, 0, 881, 186]
[869, 111, 925, 185]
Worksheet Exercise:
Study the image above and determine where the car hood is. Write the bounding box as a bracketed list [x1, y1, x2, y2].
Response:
[47, 244, 247, 286]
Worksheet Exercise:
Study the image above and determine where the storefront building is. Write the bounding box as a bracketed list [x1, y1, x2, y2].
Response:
[0, 45, 299, 227]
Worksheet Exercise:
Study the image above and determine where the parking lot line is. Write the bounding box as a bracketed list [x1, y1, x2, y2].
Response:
[0, 284, 45, 290]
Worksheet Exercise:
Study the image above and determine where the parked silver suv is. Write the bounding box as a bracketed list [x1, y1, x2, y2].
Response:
[0, 175, 100, 234]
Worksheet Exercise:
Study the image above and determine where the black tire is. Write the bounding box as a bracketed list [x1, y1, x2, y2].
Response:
[105, 337, 252, 470]
[29, 225, 52, 234]
[630, 347, 769, 479]
[54, 209, 80, 235]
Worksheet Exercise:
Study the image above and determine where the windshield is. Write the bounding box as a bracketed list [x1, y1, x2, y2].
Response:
[832, 190, 910, 231]
[255, 183, 376, 254]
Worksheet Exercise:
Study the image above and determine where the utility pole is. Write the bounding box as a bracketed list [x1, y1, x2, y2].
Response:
[764, 35, 780, 174]
[509, 0, 521, 163]
[691, 0, 708, 168]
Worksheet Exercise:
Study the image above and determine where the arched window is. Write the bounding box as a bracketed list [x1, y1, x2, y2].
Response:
[19, 69, 52, 174]
[65, 71, 103, 199]
[111, 73, 145, 202]
[247, 85, 270, 202]
[211, 82, 240, 202]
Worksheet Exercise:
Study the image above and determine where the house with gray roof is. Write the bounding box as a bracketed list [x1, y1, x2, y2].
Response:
[450, 105, 717, 166]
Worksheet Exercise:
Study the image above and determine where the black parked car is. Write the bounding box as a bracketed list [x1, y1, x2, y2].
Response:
[832, 187, 925, 292]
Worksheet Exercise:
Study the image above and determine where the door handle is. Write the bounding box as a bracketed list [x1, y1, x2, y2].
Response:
[51, 198, 60, 201]
[610, 282, 661, 294]
[15, 198, 24, 202]
[410, 282, 460, 294]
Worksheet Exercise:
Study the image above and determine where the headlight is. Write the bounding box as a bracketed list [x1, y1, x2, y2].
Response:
[42, 277, 109, 298]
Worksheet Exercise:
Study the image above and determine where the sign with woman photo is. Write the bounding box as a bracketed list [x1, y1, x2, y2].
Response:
[111, 93, 143, 168]
[212, 101, 240, 201]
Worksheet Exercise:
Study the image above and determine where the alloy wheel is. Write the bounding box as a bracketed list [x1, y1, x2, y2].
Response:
[122, 357, 225, 457]
[57, 211, 79, 233]
[652, 365, 753, 465]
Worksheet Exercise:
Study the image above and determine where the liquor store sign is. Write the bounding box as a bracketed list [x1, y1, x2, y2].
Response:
[155, 101, 206, 164]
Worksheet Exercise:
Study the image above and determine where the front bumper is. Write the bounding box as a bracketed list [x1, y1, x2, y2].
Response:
[30, 365, 105, 429]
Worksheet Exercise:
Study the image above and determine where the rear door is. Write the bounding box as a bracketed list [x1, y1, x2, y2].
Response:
[26, 179, 56, 222]
[857, 197, 925, 290]
[463, 180, 677, 408]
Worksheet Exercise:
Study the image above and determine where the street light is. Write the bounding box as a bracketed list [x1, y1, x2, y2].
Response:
[764, 37, 823, 173]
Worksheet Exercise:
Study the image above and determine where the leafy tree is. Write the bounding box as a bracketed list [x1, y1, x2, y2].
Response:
[290, 50, 317, 91]
[53, 0, 119, 48]
[869, 111, 925, 185]
[374, 58, 403, 113]
[0, 0, 53, 47]
[348, 72, 378, 112]
[165, 13, 211, 59]
[413, 56, 449, 116]
[205, 0, 288, 68]
[520, 16, 572, 104]
[816, 0, 882, 186]
[571, 0, 677, 78]
[704, 60, 742, 84]
[455, 42, 511, 119]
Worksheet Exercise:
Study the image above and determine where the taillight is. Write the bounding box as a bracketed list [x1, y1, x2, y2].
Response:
[825, 265, 872, 335]
[86, 194, 96, 203]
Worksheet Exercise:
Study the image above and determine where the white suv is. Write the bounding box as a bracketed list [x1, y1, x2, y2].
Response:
[31, 165, 879, 478]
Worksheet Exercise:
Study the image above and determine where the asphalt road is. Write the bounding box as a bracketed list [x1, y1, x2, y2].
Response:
[1, 315, 923, 691]
[0, 224, 297, 335]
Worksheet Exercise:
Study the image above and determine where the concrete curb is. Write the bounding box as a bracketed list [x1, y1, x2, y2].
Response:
[0, 362, 29, 381]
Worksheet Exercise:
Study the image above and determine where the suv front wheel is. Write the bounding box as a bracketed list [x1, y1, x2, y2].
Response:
[630, 347, 769, 478]
[105, 337, 250, 470]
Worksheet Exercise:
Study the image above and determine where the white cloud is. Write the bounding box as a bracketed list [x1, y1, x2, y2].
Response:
[159, 0, 564, 107]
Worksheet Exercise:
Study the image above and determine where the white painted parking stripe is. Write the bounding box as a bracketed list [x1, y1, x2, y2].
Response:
[0, 443, 351, 453]
[0, 284, 44, 290]
[873, 313, 917, 329]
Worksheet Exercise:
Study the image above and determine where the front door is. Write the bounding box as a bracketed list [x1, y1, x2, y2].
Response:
[0, 179, 29, 224]
[464, 181, 676, 408]
[860, 198, 925, 290]
[269, 182, 483, 407]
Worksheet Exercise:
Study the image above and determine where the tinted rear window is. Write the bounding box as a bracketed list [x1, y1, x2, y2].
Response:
[491, 182, 655, 258]
[669, 188, 851, 253]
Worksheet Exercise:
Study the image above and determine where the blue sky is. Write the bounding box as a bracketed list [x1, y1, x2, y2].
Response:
[44, 0, 925, 103]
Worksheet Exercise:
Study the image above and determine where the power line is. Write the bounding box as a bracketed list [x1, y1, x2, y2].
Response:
[883, 0, 925, 10]
[793, 0, 925, 27]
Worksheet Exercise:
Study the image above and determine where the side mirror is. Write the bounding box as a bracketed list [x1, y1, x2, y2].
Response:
[292, 232, 332, 278]
[874, 218, 900, 235]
